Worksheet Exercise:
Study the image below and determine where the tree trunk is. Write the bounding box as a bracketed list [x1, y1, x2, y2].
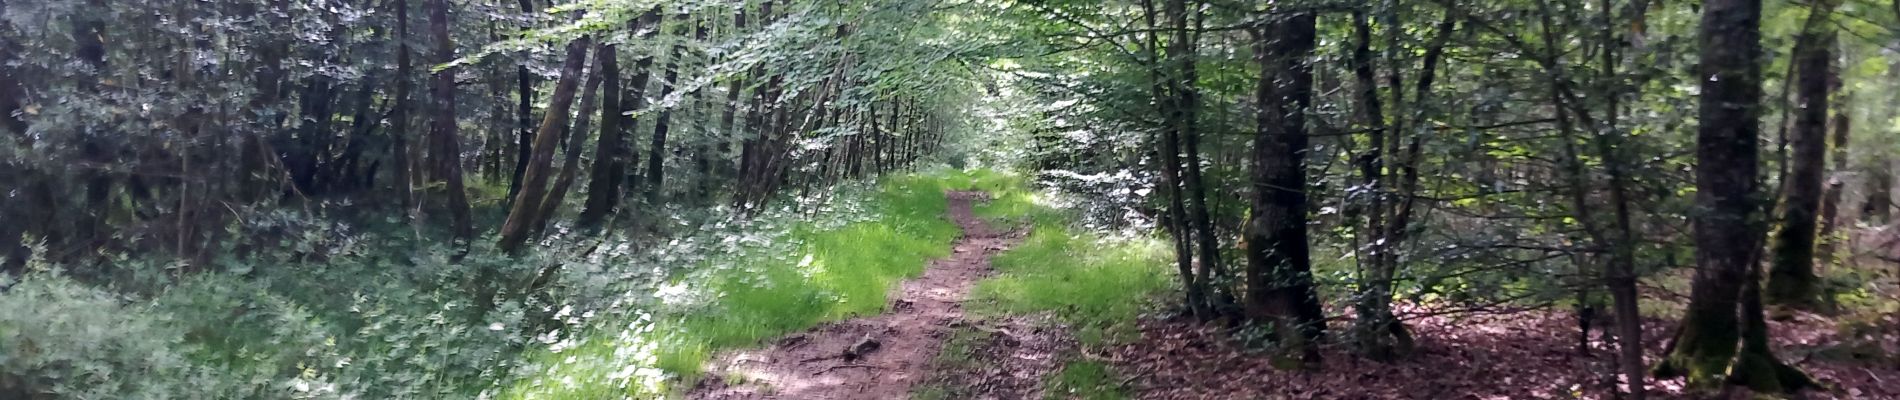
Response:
[715, 5, 748, 196]
[1245, 11, 1324, 367]
[1816, 88, 1849, 271]
[1136, 0, 1205, 319]
[1345, 9, 1409, 361]
[578, 43, 623, 227]
[509, 0, 536, 201]
[646, 10, 688, 204]
[534, 42, 607, 236]
[497, 37, 592, 254]
[391, 0, 415, 212]
[427, 0, 472, 245]
[1168, 0, 1227, 316]
[579, 9, 659, 225]
[1767, 0, 1838, 310]
[1657, 0, 1809, 392]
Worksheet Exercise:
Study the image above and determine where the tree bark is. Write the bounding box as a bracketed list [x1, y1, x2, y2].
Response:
[1657, 0, 1810, 392]
[578, 8, 659, 225]
[1816, 88, 1849, 271]
[1767, 0, 1838, 310]
[498, 37, 592, 254]
[646, 10, 688, 204]
[427, 0, 473, 245]
[391, 0, 415, 212]
[1168, 0, 1227, 317]
[1245, 11, 1325, 366]
[534, 42, 607, 236]
[1345, 9, 1410, 361]
[1139, 0, 1206, 319]
[509, 0, 536, 201]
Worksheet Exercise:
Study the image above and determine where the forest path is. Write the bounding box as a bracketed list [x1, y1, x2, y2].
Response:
[689, 191, 1024, 400]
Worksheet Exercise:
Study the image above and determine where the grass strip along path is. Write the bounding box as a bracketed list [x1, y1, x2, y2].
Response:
[687, 190, 1019, 399]
[500, 170, 1019, 398]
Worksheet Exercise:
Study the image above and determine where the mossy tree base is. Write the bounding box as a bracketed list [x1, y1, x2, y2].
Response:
[1653, 317, 1815, 395]
[1726, 349, 1816, 394]
[1351, 317, 1415, 362]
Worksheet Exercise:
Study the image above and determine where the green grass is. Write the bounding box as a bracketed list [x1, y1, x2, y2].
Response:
[499, 170, 1003, 398]
[945, 170, 1164, 399]
[971, 226, 1171, 345]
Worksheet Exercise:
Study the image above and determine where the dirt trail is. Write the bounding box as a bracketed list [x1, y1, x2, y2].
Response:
[690, 191, 1022, 400]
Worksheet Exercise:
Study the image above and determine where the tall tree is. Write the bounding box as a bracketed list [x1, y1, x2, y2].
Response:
[578, 7, 660, 225]
[1766, 0, 1840, 310]
[1244, 9, 1325, 366]
[646, 9, 690, 203]
[1654, 0, 1810, 392]
[510, 0, 537, 200]
[1138, 0, 1206, 319]
[427, 0, 473, 244]
[498, 38, 592, 254]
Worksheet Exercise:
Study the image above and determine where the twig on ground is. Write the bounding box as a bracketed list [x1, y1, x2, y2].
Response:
[814, 364, 884, 376]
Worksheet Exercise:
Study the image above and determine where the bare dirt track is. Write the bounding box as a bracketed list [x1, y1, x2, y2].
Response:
[690, 191, 1022, 400]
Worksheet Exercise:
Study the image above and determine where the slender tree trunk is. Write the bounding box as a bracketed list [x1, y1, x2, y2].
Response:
[1169, 0, 1227, 316]
[1767, 0, 1838, 310]
[426, 0, 472, 245]
[510, 0, 536, 200]
[578, 43, 623, 227]
[646, 10, 688, 204]
[1816, 88, 1850, 271]
[498, 38, 592, 254]
[1245, 11, 1324, 366]
[579, 9, 659, 224]
[1595, 0, 1647, 395]
[533, 42, 607, 236]
[1345, 9, 1409, 361]
[391, 0, 414, 212]
[715, 5, 748, 197]
[1138, 0, 1205, 319]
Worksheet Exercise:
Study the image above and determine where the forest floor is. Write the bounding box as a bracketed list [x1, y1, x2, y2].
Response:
[689, 191, 1045, 399]
[1107, 305, 1900, 399]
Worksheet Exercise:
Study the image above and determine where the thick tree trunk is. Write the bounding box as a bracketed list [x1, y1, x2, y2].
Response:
[1245, 11, 1325, 366]
[1767, 1, 1838, 310]
[1658, 0, 1808, 393]
[498, 38, 592, 254]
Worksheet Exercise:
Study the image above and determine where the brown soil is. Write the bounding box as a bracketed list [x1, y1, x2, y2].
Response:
[689, 191, 1028, 400]
[919, 313, 1076, 400]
